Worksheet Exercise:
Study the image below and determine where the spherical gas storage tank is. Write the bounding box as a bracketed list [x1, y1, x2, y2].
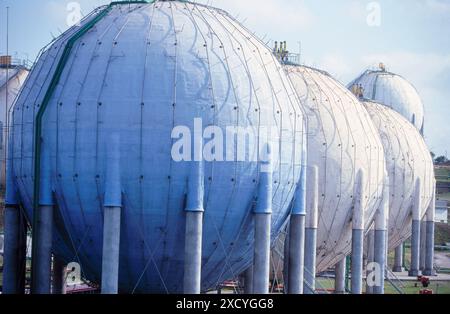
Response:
[0, 63, 29, 188]
[361, 100, 434, 250]
[348, 68, 425, 132]
[285, 65, 385, 272]
[8, 1, 306, 293]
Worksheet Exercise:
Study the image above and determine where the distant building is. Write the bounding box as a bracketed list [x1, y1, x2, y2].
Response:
[436, 200, 449, 224]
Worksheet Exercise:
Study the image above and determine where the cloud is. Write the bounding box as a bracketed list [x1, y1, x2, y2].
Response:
[424, 0, 450, 13]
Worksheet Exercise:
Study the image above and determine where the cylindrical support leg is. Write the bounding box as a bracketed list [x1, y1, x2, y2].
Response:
[423, 188, 436, 276]
[423, 221, 435, 276]
[420, 220, 427, 271]
[183, 211, 203, 294]
[283, 227, 289, 293]
[304, 228, 317, 294]
[304, 165, 318, 294]
[409, 220, 421, 277]
[32, 205, 54, 294]
[373, 230, 386, 294]
[409, 179, 422, 277]
[244, 266, 254, 294]
[3, 206, 27, 294]
[52, 257, 66, 294]
[366, 228, 375, 294]
[351, 229, 364, 294]
[101, 206, 121, 294]
[335, 259, 346, 294]
[253, 213, 271, 294]
[288, 214, 305, 294]
[393, 244, 404, 272]
[351, 170, 365, 294]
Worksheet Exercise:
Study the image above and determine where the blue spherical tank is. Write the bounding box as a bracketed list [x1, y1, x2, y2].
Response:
[8, 1, 305, 293]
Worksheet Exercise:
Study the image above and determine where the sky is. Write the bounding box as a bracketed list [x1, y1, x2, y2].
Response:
[0, 0, 449, 156]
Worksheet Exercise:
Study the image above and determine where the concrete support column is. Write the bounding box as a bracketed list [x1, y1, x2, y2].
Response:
[3, 205, 27, 294]
[184, 212, 203, 294]
[393, 244, 404, 273]
[3, 124, 27, 294]
[335, 258, 346, 294]
[31, 146, 54, 294]
[351, 170, 366, 294]
[101, 134, 122, 294]
[365, 227, 375, 294]
[304, 166, 318, 294]
[244, 266, 254, 294]
[420, 220, 427, 271]
[253, 156, 273, 295]
[101, 207, 121, 294]
[283, 226, 289, 293]
[52, 257, 66, 294]
[183, 131, 205, 294]
[423, 184, 436, 276]
[287, 163, 307, 294]
[373, 178, 388, 294]
[32, 205, 54, 294]
[409, 179, 422, 277]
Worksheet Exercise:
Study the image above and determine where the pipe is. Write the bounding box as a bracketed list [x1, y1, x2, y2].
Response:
[409, 179, 422, 277]
[423, 184, 436, 276]
[393, 243, 404, 272]
[335, 259, 346, 294]
[373, 176, 388, 294]
[253, 154, 273, 295]
[101, 134, 122, 294]
[287, 162, 307, 294]
[304, 166, 318, 294]
[183, 132, 204, 294]
[351, 170, 365, 294]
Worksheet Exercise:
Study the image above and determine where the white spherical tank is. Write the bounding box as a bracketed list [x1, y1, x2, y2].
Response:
[349, 69, 425, 132]
[362, 101, 434, 250]
[286, 65, 386, 271]
[0, 64, 29, 188]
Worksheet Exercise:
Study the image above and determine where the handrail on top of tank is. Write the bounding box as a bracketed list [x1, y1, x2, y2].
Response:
[30, 0, 153, 291]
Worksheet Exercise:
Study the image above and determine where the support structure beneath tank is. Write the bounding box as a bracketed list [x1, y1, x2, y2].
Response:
[253, 156, 273, 295]
[101, 134, 122, 294]
[244, 266, 254, 294]
[373, 176, 388, 294]
[393, 243, 404, 273]
[183, 134, 205, 294]
[351, 170, 365, 294]
[52, 257, 66, 294]
[2, 205, 27, 294]
[366, 227, 375, 294]
[409, 179, 422, 277]
[335, 259, 346, 294]
[304, 166, 318, 294]
[287, 162, 307, 294]
[423, 183, 436, 276]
